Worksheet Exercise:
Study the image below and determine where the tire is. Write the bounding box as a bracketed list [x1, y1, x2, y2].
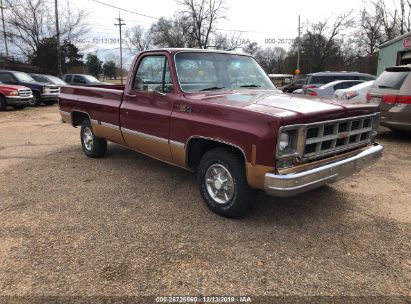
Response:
[80, 120, 107, 158]
[12, 104, 26, 110]
[197, 147, 256, 218]
[29, 92, 41, 106]
[0, 95, 7, 111]
[42, 100, 56, 106]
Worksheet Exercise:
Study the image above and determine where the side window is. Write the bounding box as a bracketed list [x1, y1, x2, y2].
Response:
[0, 73, 15, 84]
[134, 55, 173, 93]
[73, 75, 86, 84]
[65, 75, 73, 82]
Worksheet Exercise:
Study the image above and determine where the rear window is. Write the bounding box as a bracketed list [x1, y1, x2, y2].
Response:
[374, 71, 409, 90]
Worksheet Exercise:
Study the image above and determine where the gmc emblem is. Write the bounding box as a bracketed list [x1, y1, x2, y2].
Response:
[338, 132, 349, 139]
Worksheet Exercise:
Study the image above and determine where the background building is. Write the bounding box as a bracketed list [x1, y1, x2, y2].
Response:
[377, 32, 411, 75]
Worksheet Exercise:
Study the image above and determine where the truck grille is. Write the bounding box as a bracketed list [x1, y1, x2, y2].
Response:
[18, 89, 32, 97]
[47, 86, 60, 94]
[303, 115, 377, 160]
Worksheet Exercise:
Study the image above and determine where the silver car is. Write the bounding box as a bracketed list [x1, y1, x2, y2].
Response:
[306, 80, 365, 98]
[368, 65, 411, 133]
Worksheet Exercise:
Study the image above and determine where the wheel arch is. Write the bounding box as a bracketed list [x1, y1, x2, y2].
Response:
[70, 110, 92, 127]
[185, 136, 248, 171]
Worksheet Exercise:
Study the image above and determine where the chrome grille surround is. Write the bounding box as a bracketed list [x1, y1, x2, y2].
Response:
[276, 113, 380, 162]
[18, 89, 32, 97]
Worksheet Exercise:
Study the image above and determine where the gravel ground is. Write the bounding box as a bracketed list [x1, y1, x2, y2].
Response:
[0, 105, 410, 303]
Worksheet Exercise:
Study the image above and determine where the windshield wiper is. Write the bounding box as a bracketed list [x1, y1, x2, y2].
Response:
[240, 84, 261, 88]
[200, 86, 226, 91]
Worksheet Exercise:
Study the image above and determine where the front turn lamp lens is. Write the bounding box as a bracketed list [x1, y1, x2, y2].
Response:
[279, 132, 290, 151]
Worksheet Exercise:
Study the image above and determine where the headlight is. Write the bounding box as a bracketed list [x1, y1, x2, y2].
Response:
[279, 132, 290, 151]
[277, 129, 298, 156]
[8, 90, 19, 96]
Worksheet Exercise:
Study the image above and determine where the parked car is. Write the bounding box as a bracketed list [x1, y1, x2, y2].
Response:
[367, 65, 411, 133]
[0, 82, 33, 110]
[307, 80, 365, 98]
[0, 70, 59, 106]
[303, 71, 376, 93]
[292, 88, 304, 94]
[62, 74, 109, 86]
[334, 81, 375, 102]
[30, 73, 67, 86]
[59, 49, 383, 218]
[282, 78, 305, 93]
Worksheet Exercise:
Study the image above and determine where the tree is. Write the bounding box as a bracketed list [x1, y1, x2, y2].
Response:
[4, 0, 88, 58]
[242, 42, 260, 56]
[151, 14, 196, 48]
[125, 25, 153, 53]
[86, 54, 102, 78]
[178, 0, 226, 48]
[254, 47, 287, 74]
[212, 32, 243, 51]
[103, 60, 117, 79]
[29, 38, 83, 74]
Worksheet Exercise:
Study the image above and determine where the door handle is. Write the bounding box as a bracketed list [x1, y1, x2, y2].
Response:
[126, 94, 136, 98]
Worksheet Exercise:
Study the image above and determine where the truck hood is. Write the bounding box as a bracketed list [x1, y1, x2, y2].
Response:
[187, 90, 379, 124]
[0, 84, 30, 91]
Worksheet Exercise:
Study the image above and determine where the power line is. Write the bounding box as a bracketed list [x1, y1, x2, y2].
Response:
[88, 0, 160, 20]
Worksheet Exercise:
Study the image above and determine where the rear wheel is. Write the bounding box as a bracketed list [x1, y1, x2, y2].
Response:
[80, 120, 107, 158]
[29, 92, 41, 106]
[0, 95, 7, 111]
[197, 148, 256, 218]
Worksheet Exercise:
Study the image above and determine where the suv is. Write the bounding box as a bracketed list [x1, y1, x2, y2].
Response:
[0, 70, 59, 106]
[63, 74, 107, 86]
[303, 71, 376, 94]
[30, 74, 67, 86]
[367, 65, 411, 133]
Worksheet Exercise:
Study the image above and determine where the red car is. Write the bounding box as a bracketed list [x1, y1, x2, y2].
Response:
[59, 49, 384, 218]
[0, 82, 33, 110]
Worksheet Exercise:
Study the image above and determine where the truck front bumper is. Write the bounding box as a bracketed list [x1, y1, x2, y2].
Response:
[41, 93, 59, 101]
[264, 144, 383, 197]
[6, 96, 33, 105]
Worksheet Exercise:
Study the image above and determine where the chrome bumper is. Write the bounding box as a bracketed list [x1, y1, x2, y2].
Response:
[6, 96, 33, 105]
[265, 144, 383, 197]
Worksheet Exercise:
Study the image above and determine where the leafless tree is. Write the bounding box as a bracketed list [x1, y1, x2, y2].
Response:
[4, 0, 88, 58]
[212, 32, 243, 51]
[125, 25, 153, 53]
[178, 0, 226, 48]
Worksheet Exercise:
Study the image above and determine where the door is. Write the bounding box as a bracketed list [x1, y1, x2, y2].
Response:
[120, 54, 174, 161]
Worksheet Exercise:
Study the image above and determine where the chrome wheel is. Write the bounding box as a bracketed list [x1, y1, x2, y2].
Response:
[205, 164, 235, 204]
[83, 127, 93, 151]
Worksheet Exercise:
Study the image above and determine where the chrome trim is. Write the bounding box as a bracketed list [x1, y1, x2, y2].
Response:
[276, 113, 380, 161]
[265, 144, 383, 197]
[90, 119, 98, 125]
[100, 121, 120, 130]
[185, 135, 247, 167]
[6, 95, 33, 100]
[169, 140, 185, 148]
[121, 127, 168, 144]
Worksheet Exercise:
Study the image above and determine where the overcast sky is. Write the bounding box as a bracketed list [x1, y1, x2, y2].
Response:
[70, 0, 380, 65]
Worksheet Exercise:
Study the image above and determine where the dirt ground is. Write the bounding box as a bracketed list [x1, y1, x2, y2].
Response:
[0, 105, 410, 303]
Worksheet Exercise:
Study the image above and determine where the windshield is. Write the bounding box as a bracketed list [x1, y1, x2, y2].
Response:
[374, 71, 409, 90]
[14, 72, 36, 83]
[83, 75, 100, 82]
[46, 75, 67, 85]
[175, 52, 276, 92]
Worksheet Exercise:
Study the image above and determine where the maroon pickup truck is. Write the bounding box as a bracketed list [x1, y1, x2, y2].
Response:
[59, 49, 383, 217]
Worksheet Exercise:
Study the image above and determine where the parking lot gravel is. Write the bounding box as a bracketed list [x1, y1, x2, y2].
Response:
[0, 105, 410, 302]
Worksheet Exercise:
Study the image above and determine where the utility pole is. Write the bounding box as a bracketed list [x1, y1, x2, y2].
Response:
[0, 0, 9, 57]
[296, 15, 301, 75]
[115, 12, 125, 84]
[55, 0, 62, 77]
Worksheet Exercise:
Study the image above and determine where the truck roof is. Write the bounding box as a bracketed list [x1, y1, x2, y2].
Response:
[139, 48, 252, 57]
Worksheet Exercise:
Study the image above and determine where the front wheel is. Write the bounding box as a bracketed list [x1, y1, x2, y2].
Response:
[0, 95, 7, 111]
[80, 120, 107, 158]
[197, 148, 256, 218]
[29, 92, 41, 106]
